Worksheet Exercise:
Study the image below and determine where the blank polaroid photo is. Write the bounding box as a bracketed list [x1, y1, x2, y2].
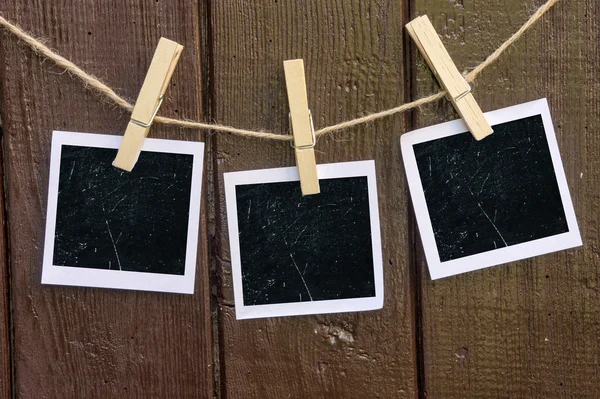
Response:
[224, 161, 383, 319]
[42, 131, 204, 294]
[401, 98, 582, 279]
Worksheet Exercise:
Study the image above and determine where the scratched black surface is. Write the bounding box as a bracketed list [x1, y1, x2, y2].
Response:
[235, 177, 375, 306]
[413, 115, 569, 262]
[52, 145, 194, 275]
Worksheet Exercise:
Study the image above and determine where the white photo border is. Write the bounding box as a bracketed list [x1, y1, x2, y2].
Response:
[41, 131, 205, 294]
[224, 160, 384, 319]
[401, 98, 582, 280]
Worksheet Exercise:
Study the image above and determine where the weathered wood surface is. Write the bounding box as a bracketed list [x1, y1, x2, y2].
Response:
[0, 0, 598, 398]
[210, 1, 417, 397]
[0, 127, 10, 399]
[0, 1, 213, 398]
[411, 0, 600, 398]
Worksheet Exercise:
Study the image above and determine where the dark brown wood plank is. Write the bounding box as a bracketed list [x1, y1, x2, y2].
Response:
[0, 126, 11, 399]
[410, 0, 600, 397]
[210, 1, 417, 397]
[0, 1, 213, 398]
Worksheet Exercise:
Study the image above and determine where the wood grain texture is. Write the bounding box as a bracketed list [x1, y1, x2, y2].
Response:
[410, 0, 600, 397]
[210, 1, 417, 397]
[0, 127, 11, 399]
[0, 1, 213, 398]
[0, 1, 596, 398]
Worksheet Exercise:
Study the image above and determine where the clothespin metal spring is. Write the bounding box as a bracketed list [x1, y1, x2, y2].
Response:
[289, 110, 316, 150]
[129, 95, 164, 129]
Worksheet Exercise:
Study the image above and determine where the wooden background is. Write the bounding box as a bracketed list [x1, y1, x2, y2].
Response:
[0, 0, 598, 398]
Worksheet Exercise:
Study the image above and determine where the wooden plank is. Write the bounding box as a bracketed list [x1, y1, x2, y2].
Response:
[0, 1, 213, 398]
[410, 0, 600, 397]
[0, 125, 10, 399]
[210, 1, 417, 397]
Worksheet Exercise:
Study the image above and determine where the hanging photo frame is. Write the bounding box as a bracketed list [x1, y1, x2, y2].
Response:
[401, 99, 582, 279]
[224, 161, 384, 319]
[41, 131, 204, 294]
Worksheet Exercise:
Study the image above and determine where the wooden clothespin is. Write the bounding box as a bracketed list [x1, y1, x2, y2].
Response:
[113, 38, 184, 171]
[406, 16, 493, 140]
[283, 59, 320, 196]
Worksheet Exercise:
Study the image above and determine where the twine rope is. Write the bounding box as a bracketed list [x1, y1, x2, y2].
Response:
[0, 0, 558, 141]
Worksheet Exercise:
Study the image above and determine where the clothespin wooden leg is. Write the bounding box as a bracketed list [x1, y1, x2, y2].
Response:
[406, 16, 493, 141]
[284, 59, 320, 196]
[113, 38, 183, 171]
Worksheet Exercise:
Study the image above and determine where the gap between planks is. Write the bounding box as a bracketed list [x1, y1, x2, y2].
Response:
[403, 0, 427, 398]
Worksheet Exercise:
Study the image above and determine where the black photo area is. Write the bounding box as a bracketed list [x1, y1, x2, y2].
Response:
[236, 177, 375, 306]
[53, 145, 194, 275]
[413, 115, 569, 262]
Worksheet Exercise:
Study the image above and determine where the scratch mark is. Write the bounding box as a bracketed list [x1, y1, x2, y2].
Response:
[467, 187, 508, 247]
[293, 226, 307, 245]
[525, 145, 534, 157]
[429, 157, 432, 177]
[109, 195, 128, 214]
[68, 161, 75, 181]
[289, 252, 313, 301]
[102, 205, 122, 270]
[247, 200, 252, 222]
[102, 185, 123, 199]
[479, 173, 491, 194]
[467, 160, 489, 184]
[343, 205, 356, 217]
[302, 262, 308, 275]
[318, 204, 337, 208]
[496, 146, 517, 156]
[281, 217, 301, 234]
